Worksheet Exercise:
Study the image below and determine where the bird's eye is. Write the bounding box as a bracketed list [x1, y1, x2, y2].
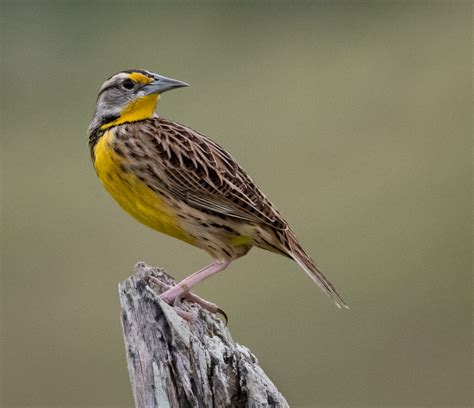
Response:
[122, 79, 134, 90]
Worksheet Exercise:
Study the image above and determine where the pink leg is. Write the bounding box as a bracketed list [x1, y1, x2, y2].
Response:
[160, 260, 230, 303]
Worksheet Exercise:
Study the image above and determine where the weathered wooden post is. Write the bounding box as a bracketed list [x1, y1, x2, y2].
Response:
[119, 262, 289, 408]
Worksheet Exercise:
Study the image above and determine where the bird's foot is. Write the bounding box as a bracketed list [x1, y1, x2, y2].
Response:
[148, 276, 227, 325]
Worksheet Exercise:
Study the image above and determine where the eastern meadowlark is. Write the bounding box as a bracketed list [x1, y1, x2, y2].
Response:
[88, 69, 348, 311]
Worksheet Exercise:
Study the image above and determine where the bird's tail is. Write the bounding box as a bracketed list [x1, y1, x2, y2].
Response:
[285, 230, 349, 309]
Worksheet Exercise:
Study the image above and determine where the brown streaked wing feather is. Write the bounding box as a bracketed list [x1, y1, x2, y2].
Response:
[122, 118, 288, 230]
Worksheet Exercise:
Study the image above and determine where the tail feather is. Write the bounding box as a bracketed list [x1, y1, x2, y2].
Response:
[286, 231, 349, 309]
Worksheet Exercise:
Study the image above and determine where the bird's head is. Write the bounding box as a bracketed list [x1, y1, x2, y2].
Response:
[88, 69, 188, 135]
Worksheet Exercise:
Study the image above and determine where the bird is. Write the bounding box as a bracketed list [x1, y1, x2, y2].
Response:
[88, 69, 348, 312]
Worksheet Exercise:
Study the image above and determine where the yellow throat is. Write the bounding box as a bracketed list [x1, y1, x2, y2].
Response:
[101, 93, 159, 129]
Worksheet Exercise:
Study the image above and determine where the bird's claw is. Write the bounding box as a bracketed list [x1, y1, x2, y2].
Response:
[148, 275, 228, 325]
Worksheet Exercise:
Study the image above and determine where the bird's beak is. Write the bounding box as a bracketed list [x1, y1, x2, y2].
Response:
[142, 74, 189, 95]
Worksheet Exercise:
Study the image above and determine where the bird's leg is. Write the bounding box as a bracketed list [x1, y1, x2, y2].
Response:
[160, 260, 229, 304]
[150, 276, 228, 324]
[149, 275, 222, 314]
[151, 276, 228, 324]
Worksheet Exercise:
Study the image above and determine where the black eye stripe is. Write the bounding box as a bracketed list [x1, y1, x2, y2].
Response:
[97, 83, 118, 97]
[97, 78, 136, 98]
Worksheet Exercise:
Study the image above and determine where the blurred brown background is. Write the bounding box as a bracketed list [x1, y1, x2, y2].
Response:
[1, 1, 472, 407]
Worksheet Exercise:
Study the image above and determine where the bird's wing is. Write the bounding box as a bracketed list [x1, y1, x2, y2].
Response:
[118, 118, 288, 230]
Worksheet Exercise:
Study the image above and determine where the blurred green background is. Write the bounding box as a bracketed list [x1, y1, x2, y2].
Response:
[1, 1, 471, 407]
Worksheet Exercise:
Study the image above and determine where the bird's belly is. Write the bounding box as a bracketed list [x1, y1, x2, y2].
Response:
[93, 132, 195, 245]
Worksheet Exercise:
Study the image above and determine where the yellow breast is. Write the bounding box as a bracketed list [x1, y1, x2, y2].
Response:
[93, 130, 195, 245]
